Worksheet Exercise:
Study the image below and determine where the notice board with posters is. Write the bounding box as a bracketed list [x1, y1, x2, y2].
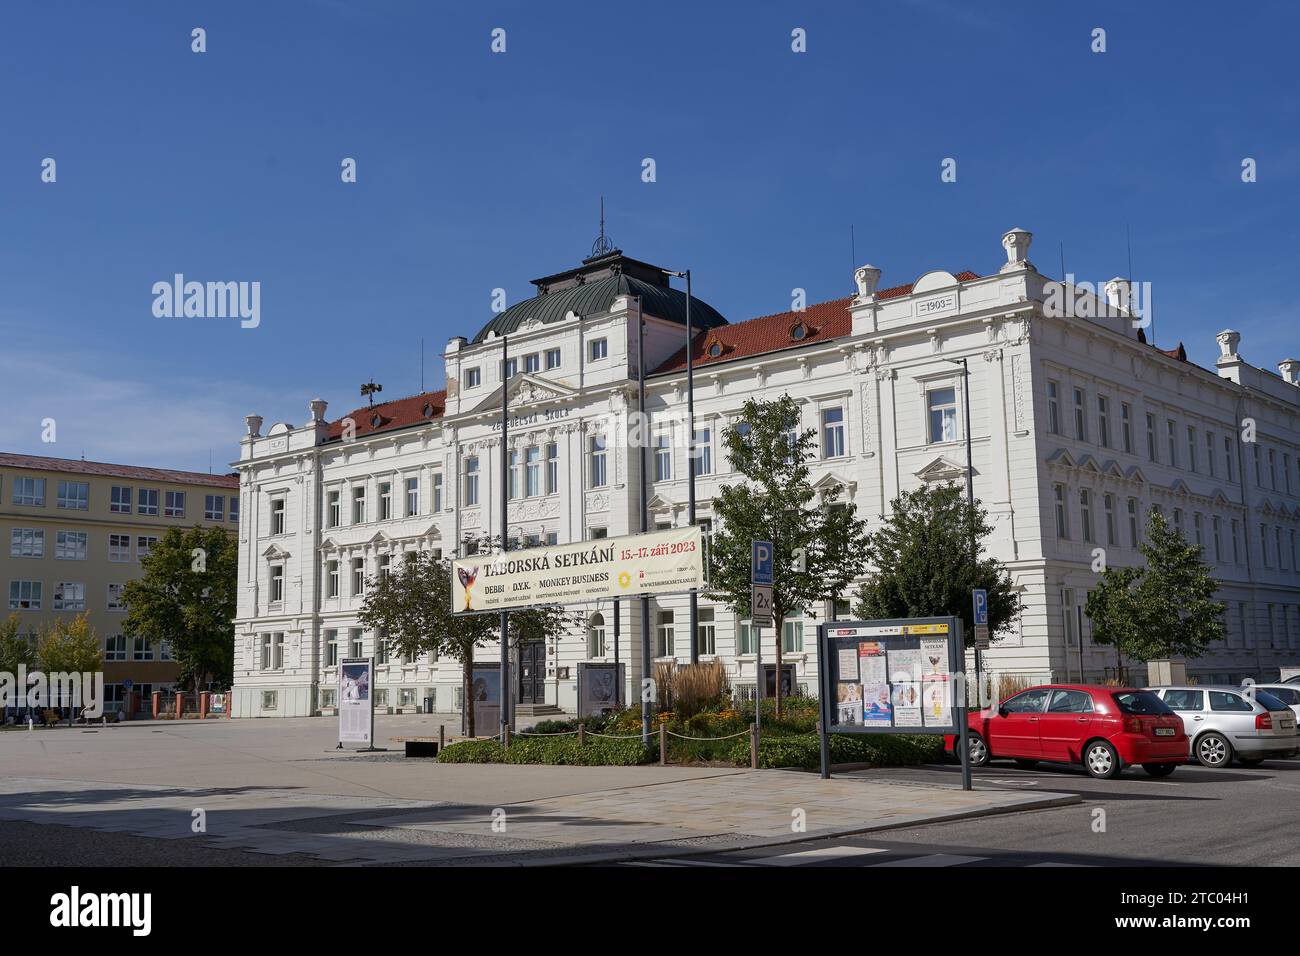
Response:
[818, 617, 963, 736]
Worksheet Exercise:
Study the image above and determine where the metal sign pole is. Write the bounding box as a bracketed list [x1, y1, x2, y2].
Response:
[818, 624, 830, 779]
[957, 618, 972, 791]
[500, 335, 510, 742]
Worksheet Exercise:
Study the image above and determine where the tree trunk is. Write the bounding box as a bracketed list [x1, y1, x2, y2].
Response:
[774, 611, 784, 719]
[463, 658, 474, 738]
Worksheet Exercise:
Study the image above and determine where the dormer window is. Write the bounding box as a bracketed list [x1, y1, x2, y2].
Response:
[422, 402, 435, 418]
[790, 321, 809, 341]
[370, 413, 383, 428]
[707, 341, 723, 358]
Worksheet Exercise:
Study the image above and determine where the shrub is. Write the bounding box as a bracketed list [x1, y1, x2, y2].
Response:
[672, 659, 731, 719]
[437, 739, 507, 763]
[723, 732, 943, 770]
[437, 735, 650, 766]
[525, 718, 580, 736]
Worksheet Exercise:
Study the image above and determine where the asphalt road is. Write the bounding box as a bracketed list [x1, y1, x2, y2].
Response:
[619, 756, 1300, 867]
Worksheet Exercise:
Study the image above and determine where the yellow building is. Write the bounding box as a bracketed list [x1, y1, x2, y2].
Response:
[1, 452, 239, 710]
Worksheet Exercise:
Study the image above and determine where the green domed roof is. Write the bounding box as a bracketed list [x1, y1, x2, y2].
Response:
[471, 251, 728, 344]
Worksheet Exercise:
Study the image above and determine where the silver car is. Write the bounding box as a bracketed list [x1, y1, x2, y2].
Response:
[1145, 685, 1299, 768]
[1252, 684, 1300, 724]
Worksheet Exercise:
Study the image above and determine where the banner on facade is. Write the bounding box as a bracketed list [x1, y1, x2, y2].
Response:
[451, 526, 704, 613]
[338, 657, 374, 747]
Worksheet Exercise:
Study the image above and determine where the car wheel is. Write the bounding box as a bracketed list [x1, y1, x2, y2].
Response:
[1194, 732, 1233, 768]
[967, 733, 990, 767]
[1014, 759, 1039, 769]
[1237, 757, 1265, 767]
[1142, 762, 1177, 777]
[1083, 740, 1121, 779]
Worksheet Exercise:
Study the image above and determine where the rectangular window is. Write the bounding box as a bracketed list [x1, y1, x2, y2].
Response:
[1278, 527, 1287, 571]
[502, 357, 518, 380]
[1146, 414, 1157, 462]
[432, 472, 443, 512]
[1054, 484, 1068, 539]
[697, 607, 716, 656]
[465, 457, 479, 505]
[1254, 445, 1262, 486]
[1062, 588, 1077, 647]
[463, 367, 481, 389]
[1080, 489, 1093, 543]
[1097, 395, 1110, 448]
[110, 485, 132, 514]
[53, 581, 85, 611]
[1261, 524, 1270, 567]
[10, 528, 44, 558]
[379, 482, 392, 520]
[230, 497, 240, 524]
[656, 610, 675, 657]
[545, 348, 561, 370]
[524, 353, 540, 374]
[108, 533, 131, 562]
[204, 495, 224, 520]
[136, 536, 158, 560]
[1286, 454, 1293, 494]
[269, 565, 284, 604]
[325, 629, 338, 667]
[105, 635, 127, 662]
[378, 554, 391, 582]
[164, 490, 185, 518]
[694, 428, 712, 477]
[589, 437, 607, 488]
[352, 558, 365, 595]
[928, 387, 958, 443]
[1120, 403, 1133, 453]
[58, 480, 89, 510]
[350, 628, 364, 658]
[8, 581, 42, 610]
[822, 407, 845, 458]
[588, 613, 607, 658]
[1225, 436, 1235, 482]
[271, 497, 286, 535]
[1166, 420, 1178, 467]
[1213, 516, 1223, 562]
[1173, 508, 1184, 537]
[55, 531, 87, 560]
[525, 446, 541, 497]
[327, 560, 339, 598]
[399, 477, 416, 517]
[376, 630, 390, 664]
[1073, 388, 1087, 441]
[138, 488, 159, 516]
[1232, 519, 1241, 563]
[738, 620, 755, 655]
[508, 449, 520, 500]
[588, 338, 608, 362]
[13, 477, 45, 507]
[1187, 426, 1197, 473]
[1194, 513, 1204, 552]
[260, 633, 284, 671]
[106, 583, 126, 612]
[545, 444, 558, 494]
[1127, 498, 1139, 547]
[782, 620, 804, 653]
[1047, 381, 1060, 435]
[328, 490, 341, 527]
[352, 487, 366, 523]
[655, 434, 672, 481]
[1103, 493, 1116, 546]
[133, 636, 153, 661]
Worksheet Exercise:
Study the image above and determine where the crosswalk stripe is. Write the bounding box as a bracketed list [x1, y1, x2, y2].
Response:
[871, 853, 986, 867]
[752, 845, 890, 866]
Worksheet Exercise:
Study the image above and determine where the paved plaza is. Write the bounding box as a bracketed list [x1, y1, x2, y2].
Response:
[0, 716, 1077, 865]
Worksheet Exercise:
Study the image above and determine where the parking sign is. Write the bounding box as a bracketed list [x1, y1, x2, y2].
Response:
[972, 589, 988, 626]
[752, 540, 773, 586]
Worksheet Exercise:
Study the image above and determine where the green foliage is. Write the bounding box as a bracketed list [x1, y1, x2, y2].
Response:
[1085, 510, 1225, 662]
[35, 613, 102, 674]
[437, 736, 650, 766]
[724, 732, 943, 769]
[0, 613, 37, 672]
[854, 484, 1020, 642]
[709, 395, 871, 713]
[437, 739, 507, 763]
[122, 526, 236, 691]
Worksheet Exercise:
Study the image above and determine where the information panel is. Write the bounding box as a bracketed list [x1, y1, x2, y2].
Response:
[818, 617, 962, 735]
[452, 526, 704, 613]
[338, 657, 374, 747]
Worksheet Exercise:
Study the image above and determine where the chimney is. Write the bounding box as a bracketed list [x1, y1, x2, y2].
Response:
[1279, 358, 1300, 386]
[1103, 277, 1132, 313]
[854, 265, 881, 299]
[1000, 228, 1033, 273]
[244, 414, 263, 438]
[1216, 329, 1241, 361]
[309, 398, 328, 423]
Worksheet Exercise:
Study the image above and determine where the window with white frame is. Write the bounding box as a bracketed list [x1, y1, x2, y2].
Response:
[1054, 484, 1069, 539]
[326, 560, 339, 597]
[654, 434, 672, 481]
[782, 619, 804, 652]
[11, 528, 44, 558]
[693, 428, 712, 476]
[656, 610, 674, 657]
[698, 606, 716, 655]
[545, 444, 558, 494]
[327, 490, 341, 527]
[133, 636, 153, 661]
[1187, 426, 1197, 473]
[271, 497, 286, 535]
[821, 407, 845, 458]
[1103, 493, 1116, 546]
[1080, 489, 1093, 543]
[588, 338, 608, 362]
[927, 387, 958, 443]
[463, 367, 481, 389]
[1072, 388, 1087, 441]
[138, 488, 159, 515]
[108, 533, 131, 562]
[432, 472, 443, 511]
[502, 357, 518, 380]
[1213, 516, 1223, 562]
[588, 612, 607, 657]
[545, 348, 561, 370]
[524, 352, 540, 374]
[57, 480, 89, 510]
[406, 477, 419, 516]
[1146, 414, 1157, 462]
[110, 485, 132, 514]
[378, 554, 391, 582]
[508, 449, 520, 499]
[378, 482, 392, 520]
[1046, 381, 1060, 434]
[260, 633, 284, 670]
[107, 583, 127, 611]
[137, 536, 157, 559]
[204, 494, 224, 520]
[1225, 436, 1235, 482]
[1062, 588, 1078, 647]
[376, 629, 390, 664]
[1120, 402, 1133, 453]
[105, 635, 127, 661]
[8, 581, 41, 610]
[164, 490, 185, 518]
[230, 496, 240, 523]
[269, 565, 284, 604]
[1194, 513, 1204, 551]
[737, 619, 756, 655]
[1097, 395, 1110, 448]
[1206, 432, 1216, 477]
[525, 446, 541, 497]
[262, 690, 279, 710]
[1166, 420, 1178, 467]
[1232, 519, 1241, 563]
[464, 456, 479, 505]
[350, 628, 364, 657]
[325, 629, 338, 667]
[54, 582, 85, 610]
[589, 437, 607, 488]
[352, 558, 365, 595]
[352, 487, 366, 524]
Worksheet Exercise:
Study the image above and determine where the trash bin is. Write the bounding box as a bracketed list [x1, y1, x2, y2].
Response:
[423, 697, 435, 715]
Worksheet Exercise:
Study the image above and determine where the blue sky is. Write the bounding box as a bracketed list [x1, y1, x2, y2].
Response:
[2, 0, 1297, 472]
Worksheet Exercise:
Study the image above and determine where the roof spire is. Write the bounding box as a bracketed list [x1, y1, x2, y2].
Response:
[591, 196, 614, 258]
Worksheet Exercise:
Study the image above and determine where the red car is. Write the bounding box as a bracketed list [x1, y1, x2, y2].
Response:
[944, 684, 1187, 779]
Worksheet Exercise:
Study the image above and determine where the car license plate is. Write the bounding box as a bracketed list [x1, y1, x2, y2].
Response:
[1155, 727, 1175, 736]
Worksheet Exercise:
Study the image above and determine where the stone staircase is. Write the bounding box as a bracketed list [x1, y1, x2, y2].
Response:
[514, 703, 565, 718]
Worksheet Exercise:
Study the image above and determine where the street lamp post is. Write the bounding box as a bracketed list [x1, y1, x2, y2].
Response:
[950, 356, 981, 699]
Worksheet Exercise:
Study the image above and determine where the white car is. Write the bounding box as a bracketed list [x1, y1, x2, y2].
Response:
[1251, 684, 1300, 724]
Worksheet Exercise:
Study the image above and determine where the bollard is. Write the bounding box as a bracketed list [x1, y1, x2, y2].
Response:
[659, 723, 667, 766]
[28, 717, 33, 731]
[439, 724, 445, 750]
[750, 721, 758, 770]
[578, 722, 585, 747]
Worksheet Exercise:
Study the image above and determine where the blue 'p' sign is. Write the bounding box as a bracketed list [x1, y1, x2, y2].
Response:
[973, 588, 988, 626]
[752, 540, 774, 585]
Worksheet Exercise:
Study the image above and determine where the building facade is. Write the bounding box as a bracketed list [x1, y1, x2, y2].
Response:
[1, 453, 240, 709]
[230, 228, 1300, 718]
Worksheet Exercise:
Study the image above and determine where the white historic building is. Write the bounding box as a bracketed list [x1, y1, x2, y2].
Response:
[230, 227, 1300, 718]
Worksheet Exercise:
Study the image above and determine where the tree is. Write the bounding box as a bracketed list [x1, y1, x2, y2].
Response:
[853, 484, 1020, 641]
[709, 395, 871, 717]
[122, 526, 237, 693]
[357, 542, 576, 737]
[36, 613, 103, 673]
[1085, 510, 1225, 662]
[0, 613, 37, 674]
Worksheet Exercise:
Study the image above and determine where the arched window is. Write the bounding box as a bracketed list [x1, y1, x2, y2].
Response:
[588, 612, 606, 658]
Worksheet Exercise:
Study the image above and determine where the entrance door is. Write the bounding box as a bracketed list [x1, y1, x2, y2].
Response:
[518, 642, 546, 704]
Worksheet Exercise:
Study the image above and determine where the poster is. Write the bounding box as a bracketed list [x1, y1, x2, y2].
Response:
[887, 647, 922, 683]
[920, 639, 950, 679]
[578, 663, 621, 717]
[862, 683, 893, 725]
[858, 642, 886, 684]
[452, 526, 704, 613]
[836, 681, 863, 726]
[338, 657, 373, 746]
[469, 665, 502, 737]
[923, 678, 952, 726]
[891, 682, 923, 727]
[837, 647, 859, 682]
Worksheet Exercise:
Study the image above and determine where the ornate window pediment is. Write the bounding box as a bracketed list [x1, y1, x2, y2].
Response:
[915, 456, 970, 484]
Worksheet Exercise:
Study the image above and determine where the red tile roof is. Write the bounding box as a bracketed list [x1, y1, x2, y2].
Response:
[326, 389, 447, 442]
[653, 272, 980, 374]
[0, 452, 239, 488]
